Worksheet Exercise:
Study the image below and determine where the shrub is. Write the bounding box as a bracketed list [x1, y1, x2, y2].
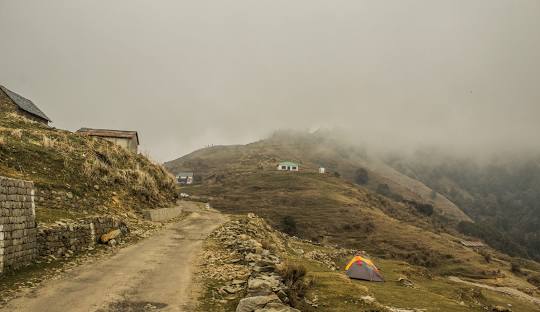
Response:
[527, 274, 540, 288]
[354, 168, 369, 185]
[415, 203, 434, 216]
[511, 262, 522, 275]
[282, 216, 298, 235]
[479, 249, 492, 263]
[376, 183, 391, 197]
[279, 263, 313, 308]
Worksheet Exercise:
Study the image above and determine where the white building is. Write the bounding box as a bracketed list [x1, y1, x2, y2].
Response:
[319, 167, 326, 174]
[277, 161, 299, 171]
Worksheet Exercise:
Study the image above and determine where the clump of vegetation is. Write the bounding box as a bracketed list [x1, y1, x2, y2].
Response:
[354, 167, 369, 185]
[281, 215, 298, 235]
[479, 249, 492, 263]
[510, 261, 522, 275]
[278, 262, 313, 308]
[527, 274, 540, 288]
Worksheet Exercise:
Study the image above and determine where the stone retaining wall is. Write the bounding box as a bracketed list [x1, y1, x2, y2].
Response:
[37, 217, 127, 258]
[0, 176, 37, 273]
[143, 207, 183, 222]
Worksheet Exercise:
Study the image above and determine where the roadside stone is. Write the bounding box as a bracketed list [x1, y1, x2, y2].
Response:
[100, 229, 121, 243]
[254, 302, 301, 312]
[236, 294, 282, 312]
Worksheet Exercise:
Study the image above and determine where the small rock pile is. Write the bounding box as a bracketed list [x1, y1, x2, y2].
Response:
[202, 213, 300, 312]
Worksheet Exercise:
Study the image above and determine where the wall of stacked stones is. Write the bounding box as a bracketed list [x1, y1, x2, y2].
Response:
[0, 176, 37, 273]
[37, 216, 126, 258]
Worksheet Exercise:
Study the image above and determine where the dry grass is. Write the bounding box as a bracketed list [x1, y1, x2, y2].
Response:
[0, 110, 177, 214]
[42, 135, 55, 148]
[10, 128, 22, 139]
[0, 136, 5, 146]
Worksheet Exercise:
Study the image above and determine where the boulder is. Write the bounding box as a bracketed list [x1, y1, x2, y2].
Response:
[254, 303, 301, 312]
[236, 294, 281, 312]
[100, 229, 121, 243]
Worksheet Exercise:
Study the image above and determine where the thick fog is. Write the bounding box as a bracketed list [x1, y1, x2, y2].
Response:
[1, 1, 539, 161]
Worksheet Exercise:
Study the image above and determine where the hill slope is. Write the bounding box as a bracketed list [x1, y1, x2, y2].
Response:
[166, 132, 540, 304]
[0, 112, 176, 222]
[166, 130, 470, 223]
[388, 150, 540, 260]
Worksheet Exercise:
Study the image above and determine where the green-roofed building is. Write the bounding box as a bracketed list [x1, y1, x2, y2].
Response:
[277, 161, 299, 172]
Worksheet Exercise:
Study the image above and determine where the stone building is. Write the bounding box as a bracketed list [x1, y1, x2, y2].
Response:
[77, 128, 139, 153]
[0, 85, 52, 125]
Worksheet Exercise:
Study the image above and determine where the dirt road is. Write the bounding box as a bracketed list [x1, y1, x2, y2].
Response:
[1, 210, 226, 312]
[449, 276, 540, 306]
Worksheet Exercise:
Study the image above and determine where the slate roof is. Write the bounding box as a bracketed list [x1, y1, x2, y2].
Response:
[77, 128, 139, 145]
[0, 85, 51, 122]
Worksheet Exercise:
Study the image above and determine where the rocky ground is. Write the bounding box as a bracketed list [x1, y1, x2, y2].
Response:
[196, 213, 304, 312]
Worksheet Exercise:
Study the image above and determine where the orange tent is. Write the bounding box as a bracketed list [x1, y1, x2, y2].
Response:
[345, 255, 384, 282]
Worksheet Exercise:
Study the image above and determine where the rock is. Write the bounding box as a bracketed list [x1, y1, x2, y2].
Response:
[491, 306, 512, 312]
[236, 294, 281, 312]
[107, 239, 117, 247]
[254, 303, 301, 312]
[276, 289, 289, 304]
[248, 278, 274, 296]
[224, 286, 242, 294]
[100, 229, 121, 243]
[398, 277, 414, 287]
[93, 185, 100, 190]
[66, 192, 73, 199]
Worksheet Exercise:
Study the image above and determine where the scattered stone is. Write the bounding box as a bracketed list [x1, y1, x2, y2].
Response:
[236, 294, 281, 312]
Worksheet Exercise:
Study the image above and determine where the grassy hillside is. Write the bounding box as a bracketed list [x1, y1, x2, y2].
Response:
[166, 130, 471, 223]
[198, 214, 540, 311]
[0, 112, 176, 222]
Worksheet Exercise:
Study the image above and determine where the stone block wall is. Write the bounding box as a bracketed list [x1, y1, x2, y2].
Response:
[37, 216, 126, 258]
[89, 216, 127, 242]
[0, 176, 37, 273]
[143, 207, 183, 222]
[37, 222, 94, 257]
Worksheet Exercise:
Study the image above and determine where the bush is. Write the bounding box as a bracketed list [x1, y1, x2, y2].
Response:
[415, 203, 434, 216]
[354, 168, 369, 185]
[479, 249, 492, 263]
[511, 262, 522, 275]
[527, 274, 540, 288]
[282, 216, 298, 235]
[279, 263, 313, 308]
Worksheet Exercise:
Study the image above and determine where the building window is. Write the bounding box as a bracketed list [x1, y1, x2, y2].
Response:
[292, 167, 297, 170]
[281, 166, 287, 170]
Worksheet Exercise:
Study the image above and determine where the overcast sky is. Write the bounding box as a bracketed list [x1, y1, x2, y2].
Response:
[1, 1, 539, 161]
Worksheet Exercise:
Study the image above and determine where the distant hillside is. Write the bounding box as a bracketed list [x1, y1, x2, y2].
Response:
[0, 112, 176, 222]
[388, 150, 540, 260]
[165, 130, 471, 223]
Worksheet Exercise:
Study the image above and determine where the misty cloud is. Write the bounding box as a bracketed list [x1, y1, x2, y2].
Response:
[1, 0, 539, 161]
